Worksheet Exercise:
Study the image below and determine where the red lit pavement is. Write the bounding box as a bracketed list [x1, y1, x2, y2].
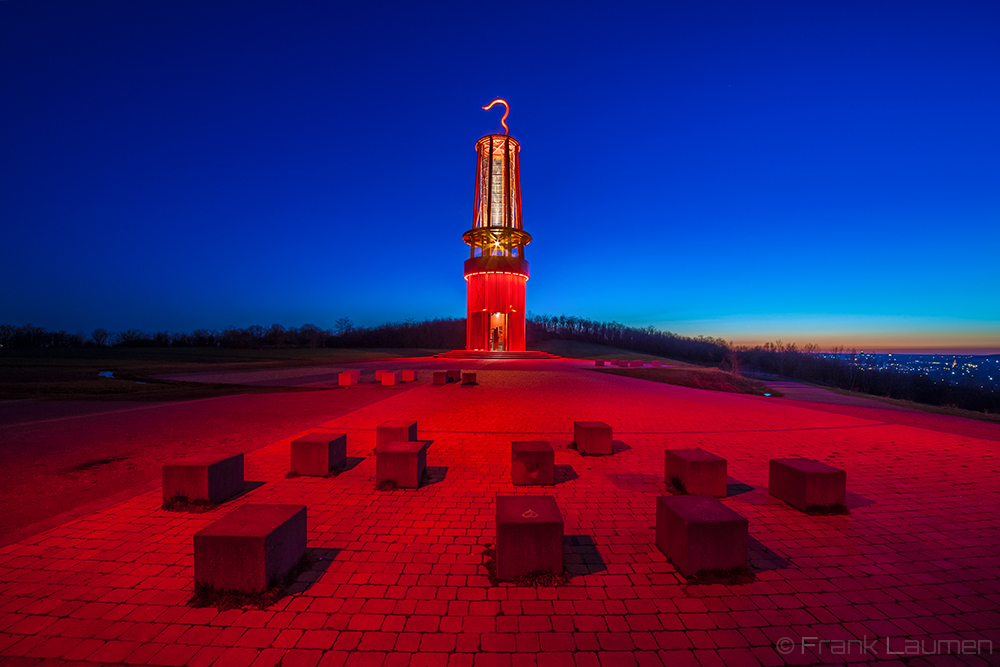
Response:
[2, 359, 999, 666]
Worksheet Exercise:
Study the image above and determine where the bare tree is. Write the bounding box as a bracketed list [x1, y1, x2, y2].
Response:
[91, 328, 110, 347]
[0, 324, 15, 348]
[335, 317, 353, 335]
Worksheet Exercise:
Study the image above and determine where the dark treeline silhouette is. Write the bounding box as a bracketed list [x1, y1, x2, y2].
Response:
[526, 314, 729, 364]
[0, 324, 86, 348]
[332, 318, 465, 349]
[2, 317, 721, 360]
[0, 319, 465, 351]
[737, 342, 1000, 414]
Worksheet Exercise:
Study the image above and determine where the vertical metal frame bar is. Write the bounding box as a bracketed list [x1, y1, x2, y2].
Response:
[486, 137, 494, 228]
[504, 135, 511, 230]
[513, 143, 523, 230]
[472, 139, 482, 230]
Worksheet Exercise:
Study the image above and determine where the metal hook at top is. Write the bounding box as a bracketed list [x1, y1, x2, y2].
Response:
[482, 98, 510, 135]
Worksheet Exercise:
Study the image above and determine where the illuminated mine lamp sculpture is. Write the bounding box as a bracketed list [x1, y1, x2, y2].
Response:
[464, 99, 531, 352]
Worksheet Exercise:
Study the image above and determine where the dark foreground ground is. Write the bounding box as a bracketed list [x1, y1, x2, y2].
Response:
[1, 356, 998, 666]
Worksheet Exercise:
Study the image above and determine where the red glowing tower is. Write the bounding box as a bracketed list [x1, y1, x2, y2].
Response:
[464, 99, 531, 352]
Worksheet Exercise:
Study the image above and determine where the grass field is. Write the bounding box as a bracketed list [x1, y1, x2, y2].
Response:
[821, 385, 1000, 424]
[0, 347, 446, 401]
[595, 366, 780, 396]
[529, 340, 776, 396]
[531, 339, 711, 364]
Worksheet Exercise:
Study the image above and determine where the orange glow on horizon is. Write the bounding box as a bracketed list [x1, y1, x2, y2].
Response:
[725, 332, 1000, 355]
[661, 316, 1000, 355]
[482, 98, 510, 134]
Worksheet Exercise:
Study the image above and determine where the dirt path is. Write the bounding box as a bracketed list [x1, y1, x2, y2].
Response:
[763, 380, 1000, 442]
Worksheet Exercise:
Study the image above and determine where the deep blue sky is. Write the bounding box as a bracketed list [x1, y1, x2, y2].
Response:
[2, 1, 998, 352]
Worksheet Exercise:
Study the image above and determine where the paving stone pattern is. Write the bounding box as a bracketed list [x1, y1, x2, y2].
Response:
[2, 359, 999, 666]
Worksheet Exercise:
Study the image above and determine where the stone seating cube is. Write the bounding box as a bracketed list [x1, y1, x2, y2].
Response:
[630, 360, 643, 367]
[374, 370, 385, 382]
[652, 361, 661, 367]
[665, 448, 727, 497]
[376, 441, 428, 488]
[381, 371, 402, 386]
[401, 370, 417, 382]
[656, 495, 747, 577]
[290, 433, 347, 476]
[163, 453, 244, 505]
[433, 371, 448, 384]
[461, 371, 477, 385]
[338, 370, 360, 386]
[194, 504, 306, 593]
[496, 495, 563, 580]
[376, 420, 418, 448]
[447, 370, 461, 382]
[511, 441, 555, 486]
[595, 359, 605, 366]
[769, 458, 847, 511]
[573, 421, 613, 455]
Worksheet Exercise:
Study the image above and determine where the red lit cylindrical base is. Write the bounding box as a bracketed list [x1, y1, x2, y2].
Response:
[466, 272, 527, 352]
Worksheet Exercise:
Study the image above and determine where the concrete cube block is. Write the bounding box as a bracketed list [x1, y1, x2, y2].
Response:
[338, 370, 360, 386]
[374, 370, 385, 382]
[433, 371, 448, 384]
[401, 370, 417, 382]
[163, 453, 244, 504]
[376, 441, 428, 488]
[595, 359, 605, 366]
[381, 371, 402, 386]
[511, 441, 555, 486]
[769, 458, 847, 511]
[652, 361, 661, 367]
[656, 495, 747, 577]
[447, 370, 461, 382]
[290, 433, 347, 476]
[194, 504, 306, 592]
[461, 371, 477, 385]
[630, 360, 643, 367]
[496, 495, 563, 580]
[665, 448, 727, 497]
[573, 421, 613, 455]
[376, 420, 417, 448]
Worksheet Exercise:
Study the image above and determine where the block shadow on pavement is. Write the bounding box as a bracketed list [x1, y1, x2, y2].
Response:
[611, 440, 631, 454]
[845, 491, 875, 509]
[287, 547, 340, 595]
[726, 478, 755, 497]
[236, 480, 266, 498]
[748, 535, 791, 572]
[553, 464, 579, 484]
[422, 466, 449, 486]
[564, 534, 607, 577]
[340, 456, 365, 473]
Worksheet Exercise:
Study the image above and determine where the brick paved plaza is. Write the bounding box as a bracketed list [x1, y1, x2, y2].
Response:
[2, 358, 999, 666]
